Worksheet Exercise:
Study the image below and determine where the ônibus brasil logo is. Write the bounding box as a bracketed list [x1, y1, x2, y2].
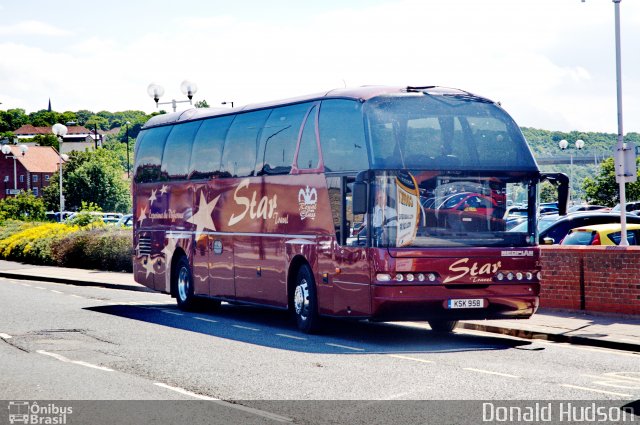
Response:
[7, 401, 72, 425]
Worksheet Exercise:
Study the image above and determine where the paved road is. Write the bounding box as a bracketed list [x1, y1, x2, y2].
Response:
[1, 275, 638, 423]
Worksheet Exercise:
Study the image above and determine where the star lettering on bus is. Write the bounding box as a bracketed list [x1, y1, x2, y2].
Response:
[160, 184, 169, 196]
[148, 189, 158, 206]
[138, 207, 148, 225]
[187, 192, 220, 234]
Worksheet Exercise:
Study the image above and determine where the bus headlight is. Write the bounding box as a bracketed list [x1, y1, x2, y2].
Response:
[406, 274, 415, 282]
[395, 274, 404, 282]
[376, 273, 392, 282]
[417, 273, 425, 282]
[496, 272, 504, 281]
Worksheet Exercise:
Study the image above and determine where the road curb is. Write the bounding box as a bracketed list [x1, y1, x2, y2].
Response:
[0, 271, 152, 293]
[459, 322, 640, 353]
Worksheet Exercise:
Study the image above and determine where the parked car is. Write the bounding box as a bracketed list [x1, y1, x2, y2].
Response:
[567, 204, 609, 213]
[510, 212, 640, 244]
[611, 201, 640, 215]
[561, 223, 640, 246]
[117, 214, 134, 228]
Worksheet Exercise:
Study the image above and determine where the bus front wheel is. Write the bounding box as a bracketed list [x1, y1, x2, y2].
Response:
[428, 320, 458, 333]
[293, 265, 320, 333]
[174, 256, 197, 311]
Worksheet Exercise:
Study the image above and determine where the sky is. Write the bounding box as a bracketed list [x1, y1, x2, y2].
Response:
[1, 0, 639, 134]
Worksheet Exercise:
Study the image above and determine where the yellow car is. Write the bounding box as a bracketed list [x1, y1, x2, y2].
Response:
[560, 223, 640, 246]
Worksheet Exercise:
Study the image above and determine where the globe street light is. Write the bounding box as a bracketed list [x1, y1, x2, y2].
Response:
[147, 80, 198, 112]
[52, 123, 68, 212]
[559, 139, 585, 204]
[1, 144, 28, 194]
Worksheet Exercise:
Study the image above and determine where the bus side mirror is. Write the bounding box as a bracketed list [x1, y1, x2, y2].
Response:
[541, 173, 569, 216]
[352, 181, 368, 215]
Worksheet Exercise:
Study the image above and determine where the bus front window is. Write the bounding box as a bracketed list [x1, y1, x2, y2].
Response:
[372, 171, 535, 248]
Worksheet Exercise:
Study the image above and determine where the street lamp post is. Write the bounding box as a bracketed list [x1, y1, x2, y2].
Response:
[52, 123, 68, 212]
[221, 101, 234, 108]
[147, 81, 198, 112]
[124, 121, 131, 178]
[1, 144, 28, 193]
[559, 139, 585, 204]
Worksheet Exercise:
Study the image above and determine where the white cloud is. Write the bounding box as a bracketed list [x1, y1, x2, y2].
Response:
[0, 20, 71, 36]
[0, 0, 639, 133]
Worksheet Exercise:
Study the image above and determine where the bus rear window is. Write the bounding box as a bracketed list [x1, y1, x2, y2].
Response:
[134, 126, 172, 183]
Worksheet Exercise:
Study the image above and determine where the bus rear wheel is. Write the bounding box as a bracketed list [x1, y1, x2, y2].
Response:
[174, 256, 197, 311]
[428, 320, 458, 333]
[293, 265, 320, 334]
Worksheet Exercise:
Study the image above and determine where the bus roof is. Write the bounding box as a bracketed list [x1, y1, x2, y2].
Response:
[142, 85, 496, 129]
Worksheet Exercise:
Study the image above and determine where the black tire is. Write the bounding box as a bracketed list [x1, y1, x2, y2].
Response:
[173, 255, 198, 311]
[428, 320, 458, 333]
[293, 265, 321, 333]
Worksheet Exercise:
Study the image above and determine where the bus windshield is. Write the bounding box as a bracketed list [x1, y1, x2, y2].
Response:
[353, 170, 535, 248]
[364, 92, 537, 172]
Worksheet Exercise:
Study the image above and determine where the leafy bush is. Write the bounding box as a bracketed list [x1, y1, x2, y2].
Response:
[51, 226, 133, 272]
[0, 191, 46, 221]
[0, 222, 78, 265]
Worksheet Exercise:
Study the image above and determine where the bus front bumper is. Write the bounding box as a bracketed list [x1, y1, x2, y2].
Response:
[370, 283, 539, 322]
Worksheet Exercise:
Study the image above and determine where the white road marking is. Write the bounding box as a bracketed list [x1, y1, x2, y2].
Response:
[536, 340, 640, 358]
[387, 354, 434, 364]
[276, 334, 307, 341]
[0, 333, 12, 339]
[21, 283, 32, 287]
[50, 290, 63, 294]
[34, 286, 46, 290]
[153, 383, 292, 423]
[464, 368, 520, 379]
[325, 343, 365, 352]
[232, 325, 260, 331]
[194, 317, 218, 323]
[36, 350, 114, 372]
[70, 295, 83, 299]
[160, 310, 184, 316]
[560, 384, 632, 397]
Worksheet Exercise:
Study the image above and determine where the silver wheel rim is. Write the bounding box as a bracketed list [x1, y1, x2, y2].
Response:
[294, 278, 309, 319]
[177, 267, 189, 302]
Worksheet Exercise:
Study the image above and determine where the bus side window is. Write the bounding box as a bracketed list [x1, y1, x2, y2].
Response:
[221, 110, 271, 178]
[256, 103, 309, 176]
[134, 126, 172, 183]
[189, 115, 234, 179]
[318, 100, 368, 172]
[296, 105, 319, 170]
[326, 177, 343, 244]
[161, 121, 203, 180]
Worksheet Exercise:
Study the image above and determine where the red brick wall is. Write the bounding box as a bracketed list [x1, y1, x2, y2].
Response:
[540, 246, 640, 315]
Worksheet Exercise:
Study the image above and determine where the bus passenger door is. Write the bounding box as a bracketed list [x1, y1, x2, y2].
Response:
[328, 176, 371, 317]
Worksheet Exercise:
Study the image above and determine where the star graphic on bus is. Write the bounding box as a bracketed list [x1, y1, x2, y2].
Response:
[160, 184, 169, 195]
[187, 192, 221, 234]
[138, 207, 147, 225]
[141, 255, 156, 278]
[148, 189, 158, 206]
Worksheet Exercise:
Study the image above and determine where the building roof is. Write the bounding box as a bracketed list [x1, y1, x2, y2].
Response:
[4, 145, 61, 173]
[14, 124, 93, 136]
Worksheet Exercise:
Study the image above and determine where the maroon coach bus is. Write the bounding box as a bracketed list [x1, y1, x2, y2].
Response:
[133, 86, 568, 333]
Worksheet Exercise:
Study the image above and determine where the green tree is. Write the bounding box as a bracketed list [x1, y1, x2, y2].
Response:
[194, 99, 210, 108]
[29, 110, 60, 127]
[0, 109, 28, 131]
[539, 182, 557, 203]
[31, 134, 60, 151]
[42, 149, 131, 213]
[582, 157, 640, 206]
[85, 115, 110, 131]
[0, 191, 46, 221]
[74, 110, 94, 126]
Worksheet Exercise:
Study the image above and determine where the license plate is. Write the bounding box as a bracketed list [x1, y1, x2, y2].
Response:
[447, 298, 485, 309]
